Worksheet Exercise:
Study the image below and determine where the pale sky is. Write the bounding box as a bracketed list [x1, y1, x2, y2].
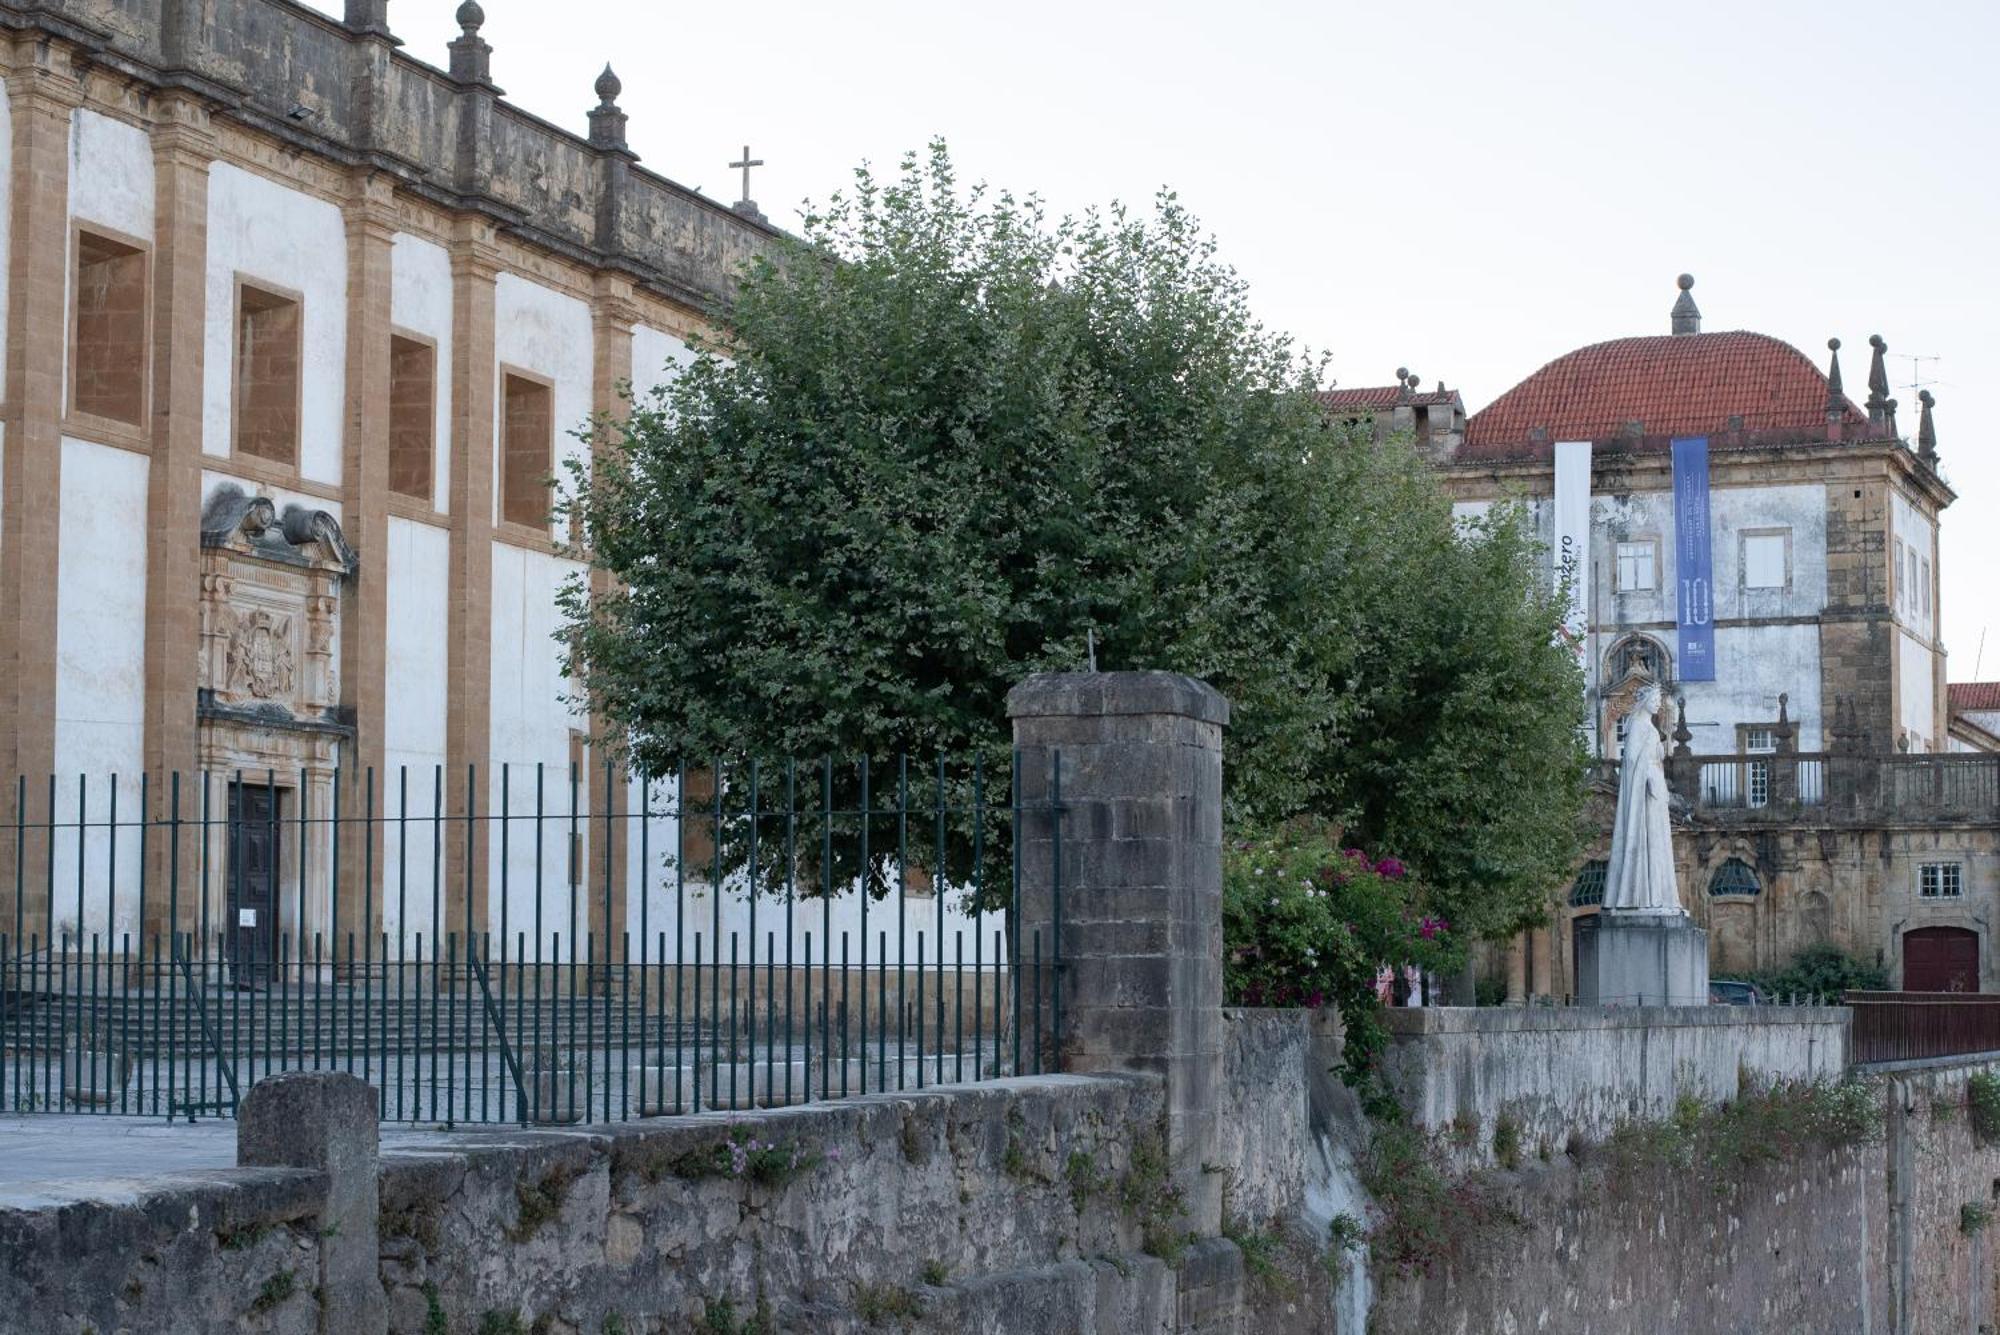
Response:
[368, 0, 1999, 682]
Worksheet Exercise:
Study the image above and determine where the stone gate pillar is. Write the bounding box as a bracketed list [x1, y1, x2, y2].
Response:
[1008, 671, 1228, 1232]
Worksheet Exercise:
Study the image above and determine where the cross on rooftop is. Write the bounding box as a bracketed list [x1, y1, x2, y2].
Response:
[729, 145, 764, 205]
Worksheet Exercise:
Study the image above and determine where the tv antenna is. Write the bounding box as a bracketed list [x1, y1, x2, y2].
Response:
[1893, 352, 1943, 397]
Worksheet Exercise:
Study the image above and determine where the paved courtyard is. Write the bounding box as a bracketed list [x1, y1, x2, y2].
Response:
[0, 1114, 464, 1208]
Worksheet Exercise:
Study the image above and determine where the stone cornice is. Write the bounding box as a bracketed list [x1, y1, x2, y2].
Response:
[1438, 436, 1956, 513]
[0, 0, 784, 321]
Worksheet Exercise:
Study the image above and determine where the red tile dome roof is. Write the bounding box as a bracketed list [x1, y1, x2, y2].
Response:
[1461, 330, 1866, 459]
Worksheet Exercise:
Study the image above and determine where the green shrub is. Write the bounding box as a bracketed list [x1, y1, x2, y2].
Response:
[1968, 1072, 2000, 1144]
[248, 1270, 295, 1315]
[507, 1164, 579, 1242]
[1962, 1201, 1993, 1236]
[1746, 945, 1888, 1004]
[1492, 1113, 1523, 1170]
[1120, 1127, 1189, 1264]
[670, 1126, 825, 1187]
[852, 1282, 922, 1325]
[1605, 1078, 1882, 1182]
[1358, 1121, 1518, 1272]
[423, 1283, 448, 1335]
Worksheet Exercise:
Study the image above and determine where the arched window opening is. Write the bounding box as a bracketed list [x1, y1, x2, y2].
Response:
[1569, 859, 1608, 907]
[1709, 858, 1761, 897]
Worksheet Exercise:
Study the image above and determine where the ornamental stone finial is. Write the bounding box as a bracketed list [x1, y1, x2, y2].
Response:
[1866, 333, 1891, 427]
[587, 63, 629, 150]
[449, 0, 494, 85]
[1917, 388, 1938, 462]
[1671, 273, 1700, 335]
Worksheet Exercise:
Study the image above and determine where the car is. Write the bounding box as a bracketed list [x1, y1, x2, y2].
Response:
[1709, 979, 1768, 1006]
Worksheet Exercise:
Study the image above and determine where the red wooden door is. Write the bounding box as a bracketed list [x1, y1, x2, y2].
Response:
[1903, 926, 1980, 993]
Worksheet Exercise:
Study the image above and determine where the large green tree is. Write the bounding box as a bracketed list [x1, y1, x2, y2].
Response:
[560, 143, 1585, 938]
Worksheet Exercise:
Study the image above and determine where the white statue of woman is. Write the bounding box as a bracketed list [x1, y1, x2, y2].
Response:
[1601, 683, 1683, 915]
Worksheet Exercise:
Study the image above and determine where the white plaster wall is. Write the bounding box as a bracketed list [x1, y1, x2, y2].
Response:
[67, 109, 154, 240]
[621, 775, 991, 967]
[390, 232, 453, 512]
[375, 755, 452, 957]
[629, 324, 694, 403]
[485, 275, 594, 951]
[1591, 483, 1828, 624]
[1899, 629, 1937, 750]
[1891, 488, 1938, 639]
[199, 470, 343, 527]
[1676, 624, 1823, 754]
[493, 273, 592, 536]
[201, 164, 347, 485]
[380, 516, 450, 944]
[51, 438, 149, 942]
[489, 541, 588, 951]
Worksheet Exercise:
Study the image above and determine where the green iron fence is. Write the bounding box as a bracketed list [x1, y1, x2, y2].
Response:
[0, 753, 1063, 1124]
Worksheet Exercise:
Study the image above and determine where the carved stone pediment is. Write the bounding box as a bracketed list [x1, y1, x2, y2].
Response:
[201, 483, 358, 575]
[198, 484, 351, 732]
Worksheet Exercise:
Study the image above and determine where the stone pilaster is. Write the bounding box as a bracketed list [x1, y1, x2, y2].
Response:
[0, 40, 82, 940]
[585, 276, 636, 961]
[1820, 477, 1894, 750]
[443, 222, 500, 941]
[338, 170, 397, 950]
[142, 94, 216, 941]
[1008, 670, 1228, 1234]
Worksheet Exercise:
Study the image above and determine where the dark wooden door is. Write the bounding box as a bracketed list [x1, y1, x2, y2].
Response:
[227, 783, 280, 984]
[1903, 926, 1979, 993]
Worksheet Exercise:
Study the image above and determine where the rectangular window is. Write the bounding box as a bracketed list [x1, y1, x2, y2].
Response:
[71, 229, 148, 427]
[1746, 727, 1776, 809]
[1743, 531, 1788, 589]
[679, 766, 717, 879]
[388, 333, 435, 502]
[235, 281, 302, 465]
[1921, 557, 1932, 619]
[1919, 863, 1963, 899]
[501, 370, 554, 529]
[1615, 540, 1656, 592]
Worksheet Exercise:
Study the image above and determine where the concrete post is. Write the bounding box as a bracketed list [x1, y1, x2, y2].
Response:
[238, 1072, 385, 1334]
[1008, 671, 1228, 1232]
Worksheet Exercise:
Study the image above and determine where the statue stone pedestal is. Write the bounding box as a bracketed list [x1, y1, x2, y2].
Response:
[1575, 912, 1709, 1007]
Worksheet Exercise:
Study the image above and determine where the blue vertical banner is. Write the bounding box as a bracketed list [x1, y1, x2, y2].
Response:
[1671, 435, 1715, 681]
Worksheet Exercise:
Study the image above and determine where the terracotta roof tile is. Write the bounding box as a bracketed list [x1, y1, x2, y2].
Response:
[1318, 386, 1461, 412]
[1460, 330, 1866, 459]
[1949, 683, 2000, 714]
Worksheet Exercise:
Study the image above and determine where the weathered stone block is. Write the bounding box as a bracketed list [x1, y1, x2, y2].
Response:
[238, 1070, 385, 1334]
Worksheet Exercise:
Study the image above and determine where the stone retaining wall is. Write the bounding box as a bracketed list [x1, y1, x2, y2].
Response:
[1380, 1003, 1850, 1169]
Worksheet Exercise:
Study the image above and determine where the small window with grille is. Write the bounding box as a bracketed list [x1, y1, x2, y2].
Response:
[1920, 863, 1963, 899]
[1569, 859, 1608, 908]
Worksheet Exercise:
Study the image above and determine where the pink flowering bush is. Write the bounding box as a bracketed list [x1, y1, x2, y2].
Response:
[1223, 820, 1461, 1104]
